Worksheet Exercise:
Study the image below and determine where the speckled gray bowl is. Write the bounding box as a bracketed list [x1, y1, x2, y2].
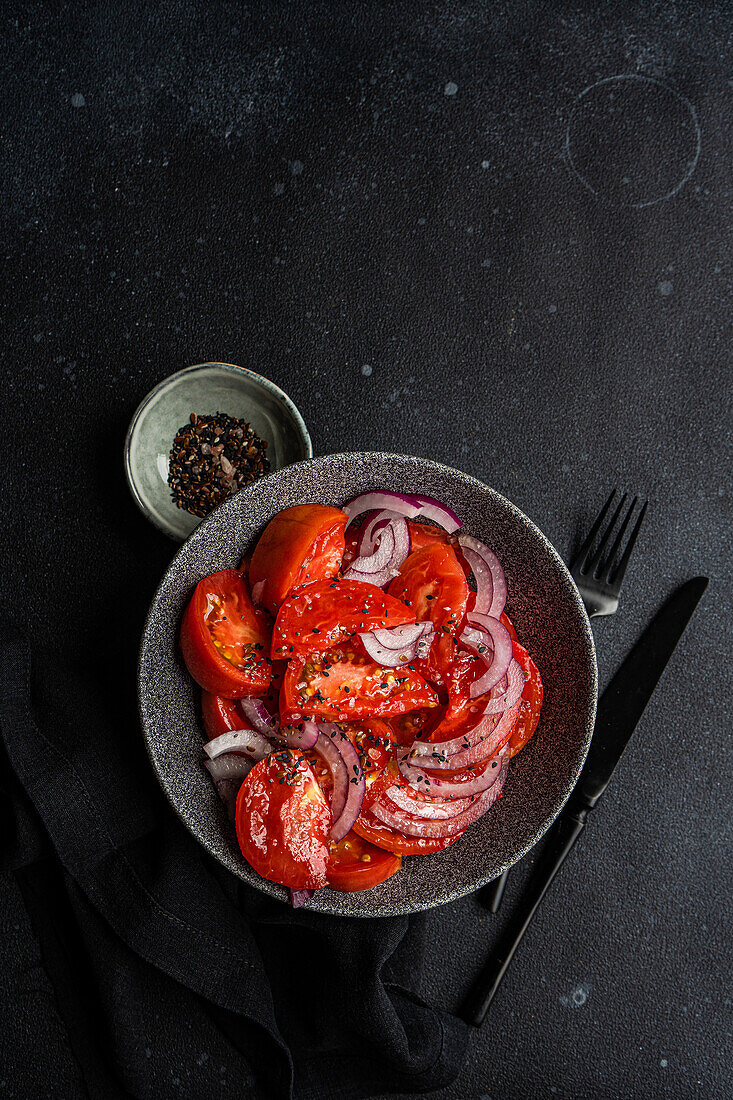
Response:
[124, 362, 312, 540]
[139, 453, 597, 916]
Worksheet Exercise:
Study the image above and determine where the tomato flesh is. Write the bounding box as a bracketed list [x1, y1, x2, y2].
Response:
[507, 642, 543, 757]
[326, 830, 402, 892]
[353, 810, 464, 855]
[388, 543, 468, 634]
[201, 692, 244, 740]
[249, 504, 347, 615]
[281, 640, 439, 723]
[407, 519, 451, 552]
[235, 751, 331, 889]
[180, 569, 271, 698]
[271, 578, 415, 658]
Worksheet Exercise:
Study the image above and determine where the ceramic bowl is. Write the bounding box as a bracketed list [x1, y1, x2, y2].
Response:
[138, 453, 597, 916]
[124, 362, 312, 540]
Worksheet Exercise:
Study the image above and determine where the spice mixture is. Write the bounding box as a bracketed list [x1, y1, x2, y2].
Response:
[168, 412, 270, 518]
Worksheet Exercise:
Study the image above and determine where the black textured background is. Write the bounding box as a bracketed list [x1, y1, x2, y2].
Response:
[1, 2, 731, 1098]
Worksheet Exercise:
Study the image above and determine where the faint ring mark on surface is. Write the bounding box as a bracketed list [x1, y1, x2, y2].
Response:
[565, 75, 701, 209]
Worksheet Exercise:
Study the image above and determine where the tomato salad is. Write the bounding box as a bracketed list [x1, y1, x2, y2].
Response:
[181, 491, 543, 904]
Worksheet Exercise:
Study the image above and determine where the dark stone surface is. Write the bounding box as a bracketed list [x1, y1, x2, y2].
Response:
[1, 1, 730, 1097]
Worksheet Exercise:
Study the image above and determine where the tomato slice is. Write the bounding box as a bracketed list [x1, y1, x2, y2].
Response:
[249, 504, 348, 615]
[352, 809, 464, 855]
[326, 830, 402, 892]
[386, 707, 444, 746]
[280, 640, 439, 722]
[500, 611, 518, 644]
[407, 519, 451, 552]
[271, 578, 415, 658]
[180, 569, 272, 698]
[201, 692, 244, 740]
[507, 642, 543, 757]
[388, 543, 468, 634]
[235, 751, 331, 889]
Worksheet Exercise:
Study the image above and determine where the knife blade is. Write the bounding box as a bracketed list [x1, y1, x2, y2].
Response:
[460, 576, 708, 1027]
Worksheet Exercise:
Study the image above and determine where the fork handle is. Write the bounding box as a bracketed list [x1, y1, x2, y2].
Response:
[460, 804, 588, 1026]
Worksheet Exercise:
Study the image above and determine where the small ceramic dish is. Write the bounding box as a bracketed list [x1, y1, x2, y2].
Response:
[138, 453, 598, 917]
[124, 362, 312, 540]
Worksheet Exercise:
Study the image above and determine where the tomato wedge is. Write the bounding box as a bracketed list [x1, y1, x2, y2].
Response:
[407, 519, 451, 552]
[235, 751, 331, 889]
[201, 692, 244, 740]
[280, 640, 439, 723]
[180, 569, 272, 698]
[507, 642, 543, 757]
[271, 578, 415, 658]
[249, 504, 348, 615]
[353, 809, 464, 855]
[388, 542, 468, 634]
[326, 830, 402, 892]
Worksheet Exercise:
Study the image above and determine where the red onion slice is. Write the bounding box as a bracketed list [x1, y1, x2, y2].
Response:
[459, 545, 494, 615]
[344, 491, 422, 527]
[398, 747, 507, 799]
[383, 784, 477, 819]
[250, 579, 265, 606]
[289, 888, 315, 908]
[313, 722, 365, 842]
[358, 510, 402, 555]
[239, 697, 279, 737]
[370, 753, 508, 837]
[412, 494, 463, 534]
[204, 729, 272, 761]
[204, 754, 255, 782]
[480, 659, 525, 715]
[460, 615, 513, 698]
[344, 516, 410, 587]
[360, 631, 420, 667]
[208, 777, 241, 820]
[416, 701, 521, 770]
[347, 523, 396, 575]
[372, 622, 428, 650]
[285, 720, 319, 751]
[458, 535, 507, 619]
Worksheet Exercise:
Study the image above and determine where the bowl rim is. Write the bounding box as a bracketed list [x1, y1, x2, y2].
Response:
[123, 361, 314, 539]
[139, 451, 598, 915]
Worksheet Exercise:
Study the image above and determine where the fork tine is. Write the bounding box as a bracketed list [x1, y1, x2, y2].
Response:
[584, 492, 628, 576]
[596, 495, 637, 579]
[609, 499, 648, 589]
[572, 489, 617, 573]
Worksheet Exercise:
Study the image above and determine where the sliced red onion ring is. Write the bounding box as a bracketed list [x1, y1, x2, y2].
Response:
[414, 701, 521, 770]
[480, 659, 525, 715]
[313, 723, 365, 842]
[370, 753, 508, 837]
[460, 614, 513, 698]
[344, 491, 422, 527]
[285, 720, 319, 751]
[289, 888, 314, 908]
[360, 623, 430, 667]
[459, 545, 494, 615]
[204, 729, 272, 761]
[239, 697, 279, 736]
[458, 534, 507, 619]
[208, 777, 241, 821]
[358, 510, 400, 555]
[398, 747, 507, 799]
[250, 579, 265, 606]
[344, 516, 411, 587]
[346, 524, 396, 575]
[382, 784, 476, 819]
[204, 754, 255, 782]
[372, 622, 428, 649]
[412, 494, 463, 534]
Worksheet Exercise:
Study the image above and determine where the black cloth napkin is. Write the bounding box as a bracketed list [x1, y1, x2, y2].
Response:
[0, 621, 468, 1099]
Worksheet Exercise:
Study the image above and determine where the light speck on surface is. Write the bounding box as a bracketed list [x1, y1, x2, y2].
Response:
[33, 333, 42, 342]
[291, 159, 304, 175]
[361, 363, 372, 376]
[658, 280, 673, 295]
[273, 181, 285, 195]
[444, 81, 458, 96]
[71, 93, 86, 108]
[548, 304, 557, 313]
[661, 1059, 668, 1068]
[481, 160, 490, 169]
[481, 258, 492, 268]
[417, 217, 426, 225]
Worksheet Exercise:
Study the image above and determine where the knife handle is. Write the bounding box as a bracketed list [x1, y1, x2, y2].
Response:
[460, 804, 588, 1027]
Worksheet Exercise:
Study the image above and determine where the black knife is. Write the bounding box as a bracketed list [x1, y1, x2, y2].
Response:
[460, 576, 708, 1027]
